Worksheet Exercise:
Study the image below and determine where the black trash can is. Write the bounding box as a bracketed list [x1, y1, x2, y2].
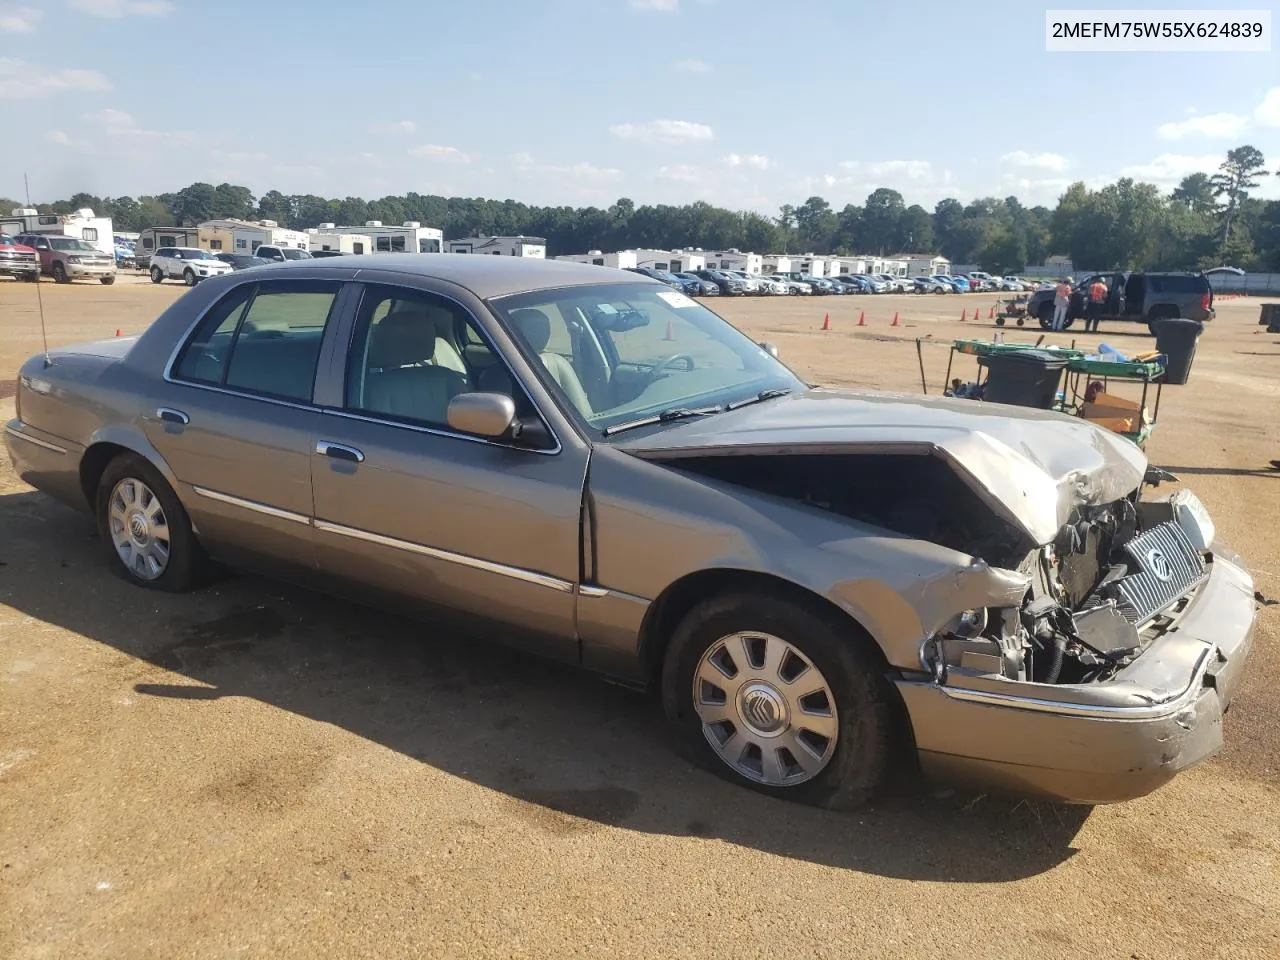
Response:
[978, 349, 1068, 409]
[1154, 317, 1203, 385]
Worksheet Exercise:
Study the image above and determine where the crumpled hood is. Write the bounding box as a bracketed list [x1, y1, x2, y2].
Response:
[612, 388, 1148, 545]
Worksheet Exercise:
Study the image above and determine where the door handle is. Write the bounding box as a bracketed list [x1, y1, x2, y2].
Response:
[156, 406, 189, 425]
[316, 441, 364, 463]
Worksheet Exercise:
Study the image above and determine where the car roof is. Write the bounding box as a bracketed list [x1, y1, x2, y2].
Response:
[239, 253, 647, 298]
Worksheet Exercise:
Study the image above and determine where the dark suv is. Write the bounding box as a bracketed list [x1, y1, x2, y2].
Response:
[1028, 271, 1214, 334]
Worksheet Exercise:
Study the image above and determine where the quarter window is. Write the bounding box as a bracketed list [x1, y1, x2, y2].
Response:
[376, 236, 391, 252]
[173, 280, 341, 402]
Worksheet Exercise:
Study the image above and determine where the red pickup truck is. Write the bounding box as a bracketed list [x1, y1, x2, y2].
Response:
[0, 233, 40, 282]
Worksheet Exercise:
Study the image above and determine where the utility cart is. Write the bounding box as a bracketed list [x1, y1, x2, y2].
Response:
[942, 338, 1165, 448]
[993, 294, 1033, 327]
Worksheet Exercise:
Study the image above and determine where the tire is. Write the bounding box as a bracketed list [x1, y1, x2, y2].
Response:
[22, 271, 39, 283]
[1146, 307, 1178, 336]
[1037, 303, 1075, 330]
[183, 268, 197, 287]
[150, 267, 164, 284]
[662, 591, 893, 810]
[52, 262, 69, 284]
[95, 454, 205, 593]
[100, 275, 115, 285]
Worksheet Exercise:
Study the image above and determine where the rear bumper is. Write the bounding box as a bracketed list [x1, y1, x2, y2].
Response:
[4, 418, 87, 512]
[895, 547, 1256, 804]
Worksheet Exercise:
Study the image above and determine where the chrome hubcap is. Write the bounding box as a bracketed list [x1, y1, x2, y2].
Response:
[693, 632, 838, 786]
[107, 478, 170, 581]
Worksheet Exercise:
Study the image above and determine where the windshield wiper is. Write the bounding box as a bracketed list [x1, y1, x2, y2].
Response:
[726, 387, 792, 411]
[603, 405, 722, 436]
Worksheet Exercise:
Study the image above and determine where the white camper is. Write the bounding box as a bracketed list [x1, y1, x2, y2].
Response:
[316, 220, 443, 254]
[135, 226, 200, 267]
[447, 236, 546, 257]
[197, 219, 311, 254]
[704, 249, 764, 275]
[306, 228, 371, 255]
[556, 250, 638, 270]
[1, 207, 115, 257]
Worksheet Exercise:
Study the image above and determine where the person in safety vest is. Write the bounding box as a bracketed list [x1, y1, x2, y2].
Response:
[1085, 277, 1109, 332]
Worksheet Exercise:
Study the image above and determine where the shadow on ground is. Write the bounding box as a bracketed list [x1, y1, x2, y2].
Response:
[0, 489, 1091, 882]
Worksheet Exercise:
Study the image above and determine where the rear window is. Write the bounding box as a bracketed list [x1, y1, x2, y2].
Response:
[1148, 274, 1208, 294]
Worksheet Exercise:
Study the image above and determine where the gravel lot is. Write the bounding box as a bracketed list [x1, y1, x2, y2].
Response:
[1, 275, 1278, 959]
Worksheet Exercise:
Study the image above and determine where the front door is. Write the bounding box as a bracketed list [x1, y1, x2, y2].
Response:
[144, 277, 348, 574]
[308, 281, 587, 661]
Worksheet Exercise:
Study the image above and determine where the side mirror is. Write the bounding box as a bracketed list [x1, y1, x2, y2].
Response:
[758, 341, 779, 359]
[447, 391, 517, 438]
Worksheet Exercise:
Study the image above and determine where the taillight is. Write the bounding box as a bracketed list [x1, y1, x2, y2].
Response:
[1201, 291, 1211, 311]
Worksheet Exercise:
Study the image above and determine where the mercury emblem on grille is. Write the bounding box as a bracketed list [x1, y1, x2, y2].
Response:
[1145, 547, 1173, 582]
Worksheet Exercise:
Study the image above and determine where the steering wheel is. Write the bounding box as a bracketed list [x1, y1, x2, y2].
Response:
[647, 353, 696, 381]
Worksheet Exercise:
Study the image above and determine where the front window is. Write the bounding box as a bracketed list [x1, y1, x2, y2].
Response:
[488, 283, 803, 433]
[419, 238, 440, 253]
[280, 248, 313, 260]
[48, 238, 98, 252]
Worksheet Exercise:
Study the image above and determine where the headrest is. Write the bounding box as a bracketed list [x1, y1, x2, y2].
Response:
[509, 308, 552, 353]
[367, 309, 438, 369]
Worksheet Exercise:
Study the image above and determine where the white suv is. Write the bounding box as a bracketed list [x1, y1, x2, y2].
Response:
[150, 247, 234, 286]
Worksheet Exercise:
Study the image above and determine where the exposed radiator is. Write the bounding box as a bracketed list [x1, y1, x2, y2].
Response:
[1093, 521, 1208, 624]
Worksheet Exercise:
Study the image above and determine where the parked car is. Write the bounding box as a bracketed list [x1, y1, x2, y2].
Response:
[947, 276, 973, 293]
[308, 250, 348, 259]
[4, 256, 1254, 808]
[915, 277, 952, 294]
[15, 234, 117, 285]
[831, 275, 867, 294]
[725, 271, 762, 294]
[214, 253, 272, 271]
[874, 274, 913, 293]
[625, 266, 680, 287]
[966, 271, 1000, 291]
[253, 245, 314, 263]
[858, 275, 889, 294]
[1026, 271, 1215, 334]
[1000, 276, 1027, 291]
[749, 274, 789, 296]
[674, 272, 719, 296]
[773, 273, 814, 294]
[149, 247, 235, 286]
[929, 275, 961, 292]
[798, 274, 839, 295]
[0, 232, 40, 282]
[694, 269, 745, 295]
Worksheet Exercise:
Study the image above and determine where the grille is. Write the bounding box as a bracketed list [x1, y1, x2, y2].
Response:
[1105, 522, 1207, 623]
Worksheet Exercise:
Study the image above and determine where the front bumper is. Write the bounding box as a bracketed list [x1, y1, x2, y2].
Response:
[895, 546, 1256, 804]
[62, 262, 117, 279]
[0, 262, 39, 277]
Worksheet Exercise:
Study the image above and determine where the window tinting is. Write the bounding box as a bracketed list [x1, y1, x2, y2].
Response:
[173, 280, 341, 402]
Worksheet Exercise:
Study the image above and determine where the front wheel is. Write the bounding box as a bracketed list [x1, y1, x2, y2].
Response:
[100, 275, 116, 285]
[183, 268, 197, 286]
[662, 592, 893, 809]
[150, 267, 163, 284]
[96, 454, 205, 592]
[23, 271, 39, 282]
[52, 262, 69, 283]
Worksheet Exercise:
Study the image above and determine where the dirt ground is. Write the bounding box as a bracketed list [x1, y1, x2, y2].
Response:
[1, 274, 1278, 960]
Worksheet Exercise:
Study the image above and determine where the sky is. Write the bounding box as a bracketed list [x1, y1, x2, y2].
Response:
[3, 0, 1279, 214]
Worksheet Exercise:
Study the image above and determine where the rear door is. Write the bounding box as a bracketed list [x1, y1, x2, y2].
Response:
[144, 277, 353, 575]
[307, 279, 587, 661]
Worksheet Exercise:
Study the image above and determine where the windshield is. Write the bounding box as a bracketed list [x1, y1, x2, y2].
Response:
[179, 249, 217, 260]
[489, 282, 803, 433]
[281, 249, 313, 260]
[49, 237, 98, 252]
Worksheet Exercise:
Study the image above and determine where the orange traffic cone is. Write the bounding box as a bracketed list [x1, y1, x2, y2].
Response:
[821, 312, 830, 331]
[664, 318, 675, 341]
[988, 304, 996, 319]
[115, 328, 121, 337]
[857, 310, 866, 326]
[960, 308, 967, 322]
[891, 311, 900, 327]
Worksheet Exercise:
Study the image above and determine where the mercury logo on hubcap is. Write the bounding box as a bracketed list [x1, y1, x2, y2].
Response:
[737, 682, 789, 737]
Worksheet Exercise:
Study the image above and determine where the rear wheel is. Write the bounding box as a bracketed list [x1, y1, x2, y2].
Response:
[662, 592, 893, 809]
[100, 275, 115, 285]
[150, 267, 163, 284]
[52, 262, 69, 284]
[96, 454, 205, 592]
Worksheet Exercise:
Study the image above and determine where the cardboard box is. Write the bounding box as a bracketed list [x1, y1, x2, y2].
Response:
[1082, 391, 1148, 434]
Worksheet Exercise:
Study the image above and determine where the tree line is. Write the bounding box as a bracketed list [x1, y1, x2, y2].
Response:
[8, 144, 1278, 274]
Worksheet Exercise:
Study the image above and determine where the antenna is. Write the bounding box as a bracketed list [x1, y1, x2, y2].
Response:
[24, 172, 51, 367]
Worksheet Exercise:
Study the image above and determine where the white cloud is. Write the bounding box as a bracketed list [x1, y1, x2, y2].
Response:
[657, 164, 701, 182]
[0, 58, 112, 99]
[369, 120, 416, 135]
[85, 107, 135, 127]
[0, 5, 42, 32]
[1255, 87, 1280, 128]
[629, 0, 679, 10]
[44, 129, 93, 151]
[541, 161, 622, 182]
[1120, 153, 1222, 184]
[1157, 112, 1250, 140]
[408, 144, 470, 162]
[672, 58, 711, 74]
[839, 159, 935, 181]
[1000, 150, 1070, 173]
[82, 106, 190, 143]
[609, 119, 713, 145]
[722, 153, 773, 170]
[68, 0, 173, 16]
[510, 151, 535, 167]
